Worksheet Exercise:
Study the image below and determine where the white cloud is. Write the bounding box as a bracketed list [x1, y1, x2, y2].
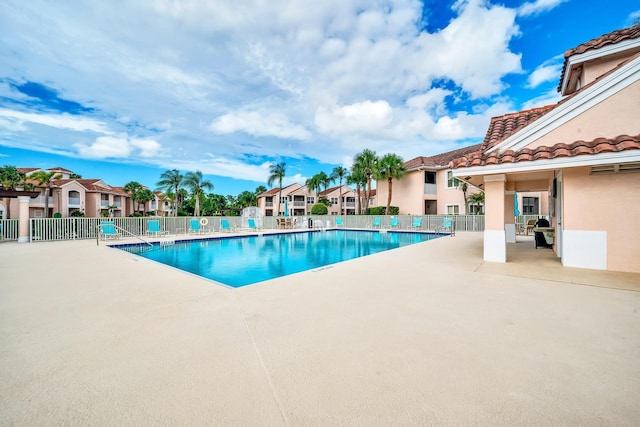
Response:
[74, 136, 163, 159]
[0, 109, 110, 134]
[1, 0, 587, 189]
[518, 0, 568, 17]
[130, 138, 162, 158]
[521, 89, 561, 111]
[315, 100, 393, 135]
[75, 136, 132, 159]
[527, 57, 563, 88]
[210, 111, 311, 140]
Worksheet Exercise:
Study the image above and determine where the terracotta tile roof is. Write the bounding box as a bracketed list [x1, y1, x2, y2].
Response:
[558, 25, 640, 92]
[17, 167, 41, 174]
[480, 106, 555, 152]
[451, 134, 640, 169]
[47, 166, 74, 173]
[319, 185, 342, 196]
[404, 143, 483, 170]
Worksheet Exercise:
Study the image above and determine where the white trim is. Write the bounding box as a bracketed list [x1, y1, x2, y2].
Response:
[560, 38, 640, 94]
[453, 151, 640, 177]
[484, 230, 506, 262]
[484, 174, 506, 182]
[562, 230, 607, 270]
[488, 56, 640, 153]
[445, 204, 460, 215]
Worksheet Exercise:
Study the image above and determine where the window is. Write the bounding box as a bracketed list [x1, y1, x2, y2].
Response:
[446, 205, 460, 215]
[331, 197, 338, 204]
[424, 171, 436, 184]
[307, 197, 315, 204]
[446, 171, 460, 189]
[523, 197, 539, 215]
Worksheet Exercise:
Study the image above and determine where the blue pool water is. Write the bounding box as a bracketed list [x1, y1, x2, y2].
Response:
[116, 230, 441, 287]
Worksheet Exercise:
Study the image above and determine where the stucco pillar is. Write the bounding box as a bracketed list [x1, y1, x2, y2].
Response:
[504, 192, 516, 243]
[18, 196, 30, 243]
[483, 174, 507, 262]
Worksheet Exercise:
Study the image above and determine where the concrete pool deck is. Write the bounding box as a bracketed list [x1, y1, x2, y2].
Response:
[1, 231, 639, 425]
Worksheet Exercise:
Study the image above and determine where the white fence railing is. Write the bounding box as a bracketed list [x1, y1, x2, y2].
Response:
[22, 215, 484, 242]
[2, 215, 555, 243]
[0, 219, 19, 240]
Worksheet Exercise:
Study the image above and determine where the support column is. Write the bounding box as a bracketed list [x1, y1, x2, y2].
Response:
[504, 192, 516, 243]
[483, 174, 507, 262]
[18, 196, 30, 243]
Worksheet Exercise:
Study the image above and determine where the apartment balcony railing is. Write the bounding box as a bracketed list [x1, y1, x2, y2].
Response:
[113, 201, 122, 208]
[29, 195, 53, 206]
[424, 183, 437, 195]
[68, 197, 81, 206]
[100, 201, 109, 208]
[293, 201, 305, 206]
[345, 202, 355, 207]
[265, 202, 273, 207]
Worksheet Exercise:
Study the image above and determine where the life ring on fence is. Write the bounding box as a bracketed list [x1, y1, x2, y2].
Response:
[199, 217, 209, 226]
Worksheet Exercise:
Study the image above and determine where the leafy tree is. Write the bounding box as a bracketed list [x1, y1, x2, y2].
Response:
[353, 149, 378, 212]
[237, 190, 257, 208]
[184, 170, 213, 216]
[331, 166, 349, 215]
[0, 165, 27, 219]
[30, 170, 62, 218]
[202, 193, 227, 215]
[267, 162, 286, 216]
[317, 171, 332, 193]
[254, 185, 267, 195]
[69, 173, 82, 179]
[374, 153, 406, 215]
[123, 181, 144, 214]
[310, 203, 328, 215]
[156, 169, 183, 216]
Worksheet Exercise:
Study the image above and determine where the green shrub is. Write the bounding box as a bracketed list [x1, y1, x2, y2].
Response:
[69, 210, 85, 217]
[365, 206, 399, 215]
[310, 203, 328, 215]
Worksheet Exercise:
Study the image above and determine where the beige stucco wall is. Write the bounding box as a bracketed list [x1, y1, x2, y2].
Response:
[376, 170, 423, 215]
[377, 169, 478, 215]
[529, 81, 640, 148]
[582, 52, 638, 88]
[563, 166, 640, 273]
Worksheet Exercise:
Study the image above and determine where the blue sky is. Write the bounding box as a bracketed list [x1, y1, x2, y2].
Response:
[1, 0, 639, 196]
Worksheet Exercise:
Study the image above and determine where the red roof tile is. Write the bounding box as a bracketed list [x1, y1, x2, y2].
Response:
[451, 134, 640, 169]
[404, 144, 483, 170]
[479, 106, 555, 152]
[558, 25, 640, 92]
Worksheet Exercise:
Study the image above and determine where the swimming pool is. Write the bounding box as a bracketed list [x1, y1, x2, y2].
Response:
[116, 230, 441, 287]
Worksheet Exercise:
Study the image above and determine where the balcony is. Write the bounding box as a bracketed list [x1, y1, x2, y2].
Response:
[345, 202, 355, 207]
[100, 201, 109, 208]
[424, 183, 437, 195]
[265, 202, 273, 207]
[29, 195, 52, 206]
[293, 201, 305, 206]
[68, 197, 81, 207]
[113, 201, 122, 208]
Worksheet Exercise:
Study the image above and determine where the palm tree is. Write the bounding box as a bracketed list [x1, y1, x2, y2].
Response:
[374, 153, 406, 214]
[184, 170, 213, 217]
[469, 192, 485, 215]
[331, 166, 349, 215]
[30, 170, 62, 218]
[123, 181, 144, 214]
[349, 163, 367, 214]
[305, 173, 325, 197]
[0, 165, 27, 219]
[317, 171, 333, 193]
[459, 181, 469, 214]
[353, 149, 378, 211]
[157, 169, 183, 216]
[267, 162, 286, 216]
